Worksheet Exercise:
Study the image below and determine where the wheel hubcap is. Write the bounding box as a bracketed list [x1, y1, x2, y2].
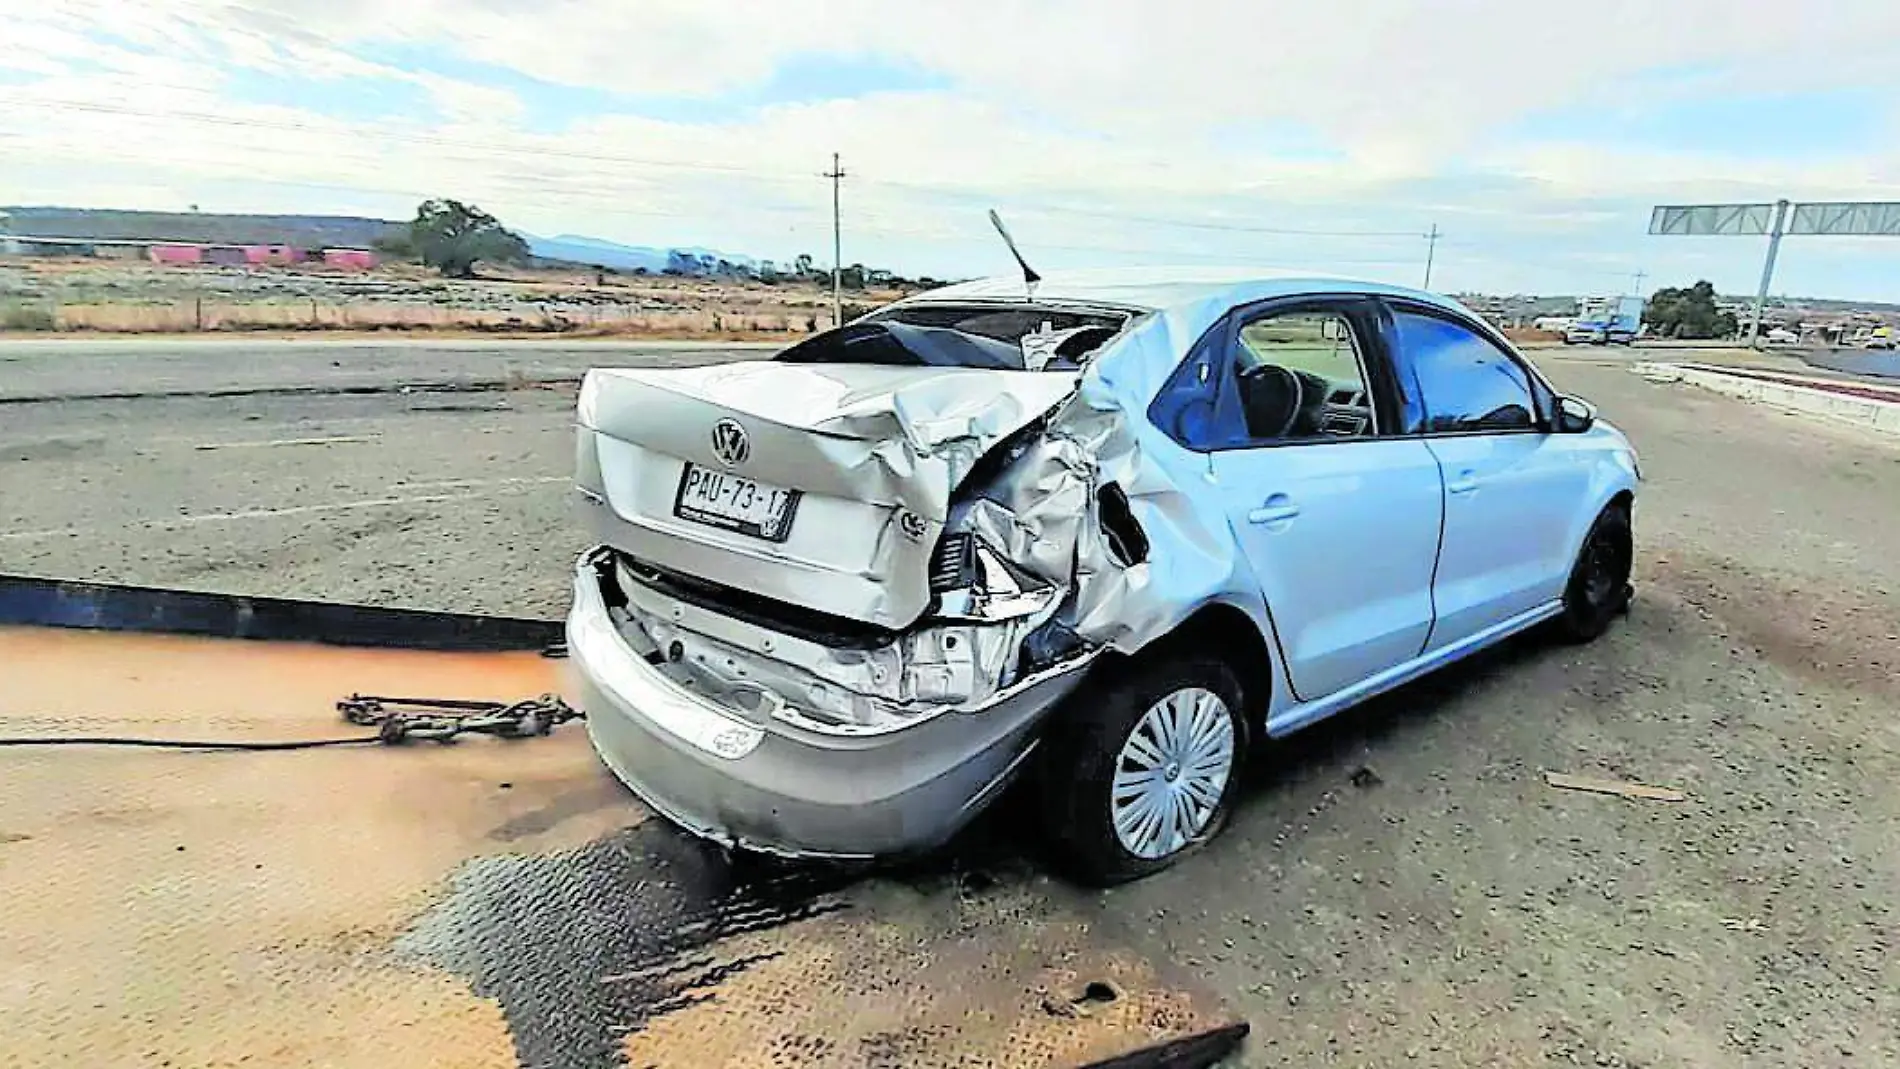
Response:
[1111, 687, 1236, 860]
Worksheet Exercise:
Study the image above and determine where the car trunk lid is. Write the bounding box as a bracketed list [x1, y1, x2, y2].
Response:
[579, 360, 1077, 629]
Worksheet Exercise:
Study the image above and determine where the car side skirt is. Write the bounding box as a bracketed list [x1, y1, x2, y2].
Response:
[1264, 599, 1563, 737]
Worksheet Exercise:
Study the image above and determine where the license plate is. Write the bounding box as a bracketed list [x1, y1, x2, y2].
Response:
[673, 463, 801, 542]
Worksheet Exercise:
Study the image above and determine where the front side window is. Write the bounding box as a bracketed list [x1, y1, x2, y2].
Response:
[1393, 311, 1537, 432]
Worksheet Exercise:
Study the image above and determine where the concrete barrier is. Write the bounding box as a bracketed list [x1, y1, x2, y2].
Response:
[1633, 362, 1900, 438]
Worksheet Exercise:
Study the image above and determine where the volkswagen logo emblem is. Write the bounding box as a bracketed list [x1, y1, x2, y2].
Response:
[710, 418, 750, 467]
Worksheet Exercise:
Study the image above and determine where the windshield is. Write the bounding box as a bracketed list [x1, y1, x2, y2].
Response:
[775, 303, 1130, 371]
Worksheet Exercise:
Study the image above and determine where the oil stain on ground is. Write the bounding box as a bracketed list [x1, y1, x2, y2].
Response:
[396, 821, 853, 1069]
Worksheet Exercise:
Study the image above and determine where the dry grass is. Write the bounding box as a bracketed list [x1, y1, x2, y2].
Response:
[1, 256, 915, 339]
[44, 301, 829, 337]
[1503, 326, 1565, 343]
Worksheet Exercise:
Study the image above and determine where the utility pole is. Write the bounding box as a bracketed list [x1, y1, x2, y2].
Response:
[1422, 224, 1440, 290]
[1630, 270, 1647, 298]
[824, 152, 846, 328]
[1746, 199, 1790, 347]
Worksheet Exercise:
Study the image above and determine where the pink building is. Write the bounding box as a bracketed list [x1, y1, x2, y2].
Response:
[243, 244, 301, 266]
[321, 248, 376, 270]
[148, 244, 203, 265]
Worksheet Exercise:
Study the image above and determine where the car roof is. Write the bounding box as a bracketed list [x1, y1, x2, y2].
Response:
[914, 266, 1469, 318]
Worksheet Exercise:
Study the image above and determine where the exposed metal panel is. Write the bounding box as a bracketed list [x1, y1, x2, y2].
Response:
[1786, 201, 1900, 236]
[1648, 203, 1778, 236]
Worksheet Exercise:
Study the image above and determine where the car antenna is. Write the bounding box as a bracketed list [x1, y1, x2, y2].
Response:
[988, 209, 1040, 299]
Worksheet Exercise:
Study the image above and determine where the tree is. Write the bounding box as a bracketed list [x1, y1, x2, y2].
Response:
[371, 232, 415, 260]
[793, 253, 814, 278]
[1645, 280, 1737, 340]
[405, 199, 528, 278]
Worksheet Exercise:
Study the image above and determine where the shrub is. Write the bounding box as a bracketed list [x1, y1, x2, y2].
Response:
[1, 302, 56, 331]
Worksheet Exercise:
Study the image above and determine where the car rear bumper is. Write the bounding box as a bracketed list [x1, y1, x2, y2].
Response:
[563, 550, 1089, 859]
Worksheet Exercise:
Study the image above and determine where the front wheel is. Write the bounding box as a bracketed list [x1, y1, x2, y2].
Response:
[1554, 503, 1633, 643]
[1035, 653, 1249, 885]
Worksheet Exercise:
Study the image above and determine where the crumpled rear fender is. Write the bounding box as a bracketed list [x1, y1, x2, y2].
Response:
[947, 315, 1275, 670]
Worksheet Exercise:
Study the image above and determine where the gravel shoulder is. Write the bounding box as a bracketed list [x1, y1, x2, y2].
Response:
[4, 352, 1897, 1066]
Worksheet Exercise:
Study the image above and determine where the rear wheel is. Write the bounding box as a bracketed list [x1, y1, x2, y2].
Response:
[1554, 502, 1633, 642]
[1035, 652, 1249, 885]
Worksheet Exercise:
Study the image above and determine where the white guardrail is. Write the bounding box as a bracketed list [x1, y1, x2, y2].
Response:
[1633, 361, 1900, 438]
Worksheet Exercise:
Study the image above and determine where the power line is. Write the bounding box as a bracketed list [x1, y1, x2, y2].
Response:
[1423, 223, 1440, 289]
[7, 95, 1439, 251]
[1007, 201, 1428, 239]
[864, 179, 1427, 238]
[0, 96, 810, 179]
[3, 96, 1648, 287]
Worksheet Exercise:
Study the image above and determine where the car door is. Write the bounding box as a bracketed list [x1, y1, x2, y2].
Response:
[1381, 301, 1595, 651]
[1159, 297, 1445, 702]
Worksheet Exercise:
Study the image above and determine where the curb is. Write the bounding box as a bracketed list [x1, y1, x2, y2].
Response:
[1632, 362, 1900, 438]
[0, 573, 563, 651]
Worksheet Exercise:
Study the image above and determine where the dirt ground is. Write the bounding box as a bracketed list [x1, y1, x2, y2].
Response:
[3, 339, 1898, 1066]
[0, 630, 1238, 1069]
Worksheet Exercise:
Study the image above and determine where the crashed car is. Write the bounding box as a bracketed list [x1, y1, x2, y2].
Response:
[564, 269, 1639, 883]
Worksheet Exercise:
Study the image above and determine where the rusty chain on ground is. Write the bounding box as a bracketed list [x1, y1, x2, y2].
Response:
[336, 693, 584, 744]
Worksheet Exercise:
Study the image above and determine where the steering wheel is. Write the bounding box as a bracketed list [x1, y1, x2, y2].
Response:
[1238, 363, 1306, 439]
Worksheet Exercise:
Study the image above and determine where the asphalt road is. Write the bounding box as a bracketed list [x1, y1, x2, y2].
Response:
[0, 336, 774, 403]
[4, 339, 1897, 1065]
[0, 338, 766, 616]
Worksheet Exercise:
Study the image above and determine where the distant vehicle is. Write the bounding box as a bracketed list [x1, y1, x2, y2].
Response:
[1764, 327, 1799, 345]
[1864, 327, 1895, 350]
[1533, 316, 1576, 334]
[1563, 296, 1643, 346]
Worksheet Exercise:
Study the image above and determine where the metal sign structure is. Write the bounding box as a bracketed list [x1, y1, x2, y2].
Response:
[1649, 199, 1900, 343]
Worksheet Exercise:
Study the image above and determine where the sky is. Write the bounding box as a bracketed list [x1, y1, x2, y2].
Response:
[4, 0, 1900, 300]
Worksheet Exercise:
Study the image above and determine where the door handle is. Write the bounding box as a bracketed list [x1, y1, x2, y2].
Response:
[1446, 470, 1479, 495]
[1248, 494, 1301, 525]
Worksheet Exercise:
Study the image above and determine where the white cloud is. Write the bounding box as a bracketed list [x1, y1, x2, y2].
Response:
[5, 0, 1900, 296]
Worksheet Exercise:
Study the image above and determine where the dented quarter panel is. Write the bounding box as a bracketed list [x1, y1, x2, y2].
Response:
[951, 302, 1284, 691]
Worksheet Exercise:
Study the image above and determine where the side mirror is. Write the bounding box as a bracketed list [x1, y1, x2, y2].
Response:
[1554, 395, 1596, 433]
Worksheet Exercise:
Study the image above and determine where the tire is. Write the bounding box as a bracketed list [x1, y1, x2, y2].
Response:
[1034, 651, 1251, 885]
[1554, 502, 1633, 643]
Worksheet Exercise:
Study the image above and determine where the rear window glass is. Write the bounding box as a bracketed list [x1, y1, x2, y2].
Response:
[776, 303, 1129, 371]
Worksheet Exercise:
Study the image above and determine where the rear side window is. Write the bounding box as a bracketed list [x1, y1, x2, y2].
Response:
[1393, 311, 1537, 432]
[777, 303, 1129, 371]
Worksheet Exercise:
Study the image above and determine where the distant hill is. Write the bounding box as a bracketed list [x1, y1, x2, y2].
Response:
[1779, 295, 1900, 314]
[0, 206, 400, 248]
[0, 206, 758, 271]
[526, 233, 756, 273]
